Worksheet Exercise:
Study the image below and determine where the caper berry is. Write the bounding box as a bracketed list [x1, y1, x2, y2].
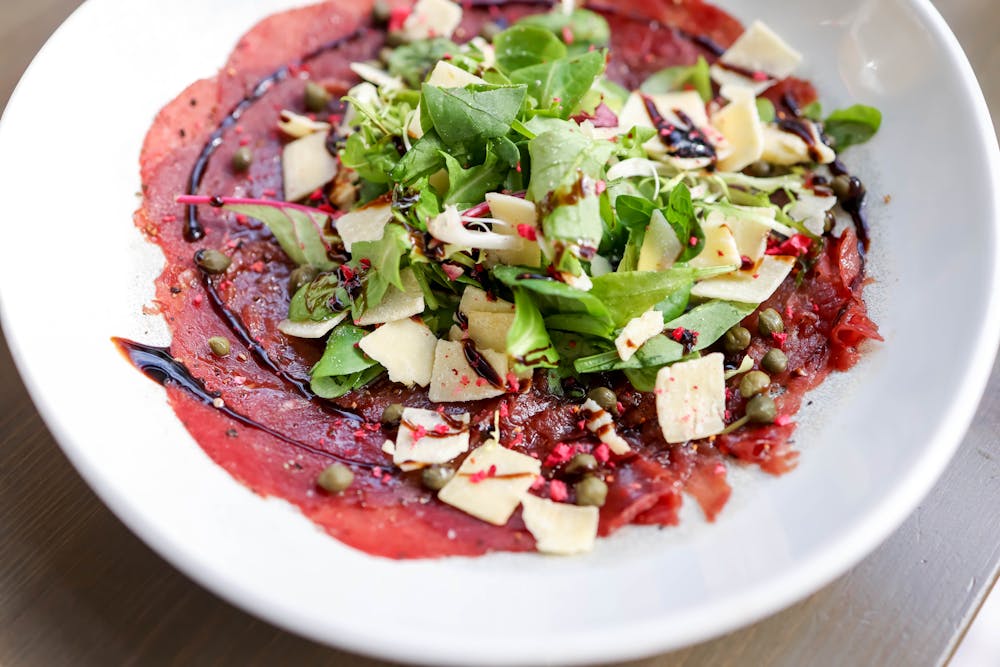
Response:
[479, 21, 504, 41]
[421, 465, 455, 491]
[761, 348, 788, 374]
[586, 387, 618, 414]
[231, 146, 253, 173]
[565, 453, 598, 475]
[757, 308, 784, 336]
[288, 265, 320, 296]
[380, 403, 405, 425]
[208, 336, 231, 357]
[194, 248, 231, 274]
[739, 370, 771, 398]
[372, 0, 392, 23]
[723, 325, 752, 354]
[574, 475, 608, 507]
[317, 463, 354, 493]
[304, 81, 332, 113]
[746, 160, 772, 178]
[831, 174, 853, 201]
[746, 394, 777, 424]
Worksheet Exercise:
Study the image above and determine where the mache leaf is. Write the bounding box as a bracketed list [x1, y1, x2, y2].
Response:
[509, 50, 606, 118]
[421, 83, 527, 147]
[824, 104, 882, 151]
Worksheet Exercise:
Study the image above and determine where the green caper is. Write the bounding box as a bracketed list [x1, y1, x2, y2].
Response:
[565, 453, 599, 475]
[824, 210, 837, 234]
[745, 160, 772, 178]
[194, 248, 231, 274]
[574, 475, 608, 507]
[372, 0, 392, 22]
[288, 265, 320, 296]
[231, 146, 253, 173]
[421, 465, 455, 491]
[380, 403, 405, 425]
[208, 336, 231, 357]
[479, 21, 504, 41]
[746, 394, 777, 424]
[317, 463, 354, 493]
[757, 308, 784, 336]
[739, 370, 771, 398]
[586, 387, 618, 414]
[304, 81, 332, 113]
[831, 174, 853, 200]
[723, 325, 752, 354]
[761, 348, 788, 374]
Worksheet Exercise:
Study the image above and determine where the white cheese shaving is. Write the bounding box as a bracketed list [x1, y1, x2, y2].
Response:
[617, 91, 713, 163]
[343, 82, 378, 127]
[690, 255, 796, 302]
[711, 21, 803, 94]
[590, 254, 613, 277]
[467, 311, 515, 353]
[655, 353, 727, 443]
[761, 122, 836, 165]
[437, 440, 541, 525]
[724, 355, 754, 380]
[349, 62, 402, 90]
[393, 407, 470, 467]
[521, 494, 599, 555]
[711, 86, 764, 173]
[277, 313, 347, 339]
[400, 0, 464, 42]
[281, 130, 338, 202]
[335, 202, 392, 253]
[426, 60, 486, 88]
[358, 318, 438, 387]
[581, 399, 631, 455]
[704, 208, 771, 268]
[614, 309, 664, 362]
[459, 286, 515, 315]
[688, 223, 742, 272]
[355, 268, 425, 325]
[428, 340, 509, 402]
[277, 110, 331, 139]
[428, 206, 522, 251]
[788, 191, 837, 236]
[482, 193, 540, 267]
[637, 209, 683, 272]
[381, 440, 396, 455]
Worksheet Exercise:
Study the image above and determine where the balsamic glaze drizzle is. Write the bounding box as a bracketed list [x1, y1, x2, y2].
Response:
[462, 339, 506, 388]
[113, 338, 381, 469]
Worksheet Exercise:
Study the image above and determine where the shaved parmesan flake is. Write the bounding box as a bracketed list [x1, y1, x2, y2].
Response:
[638, 209, 683, 272]
[381, 440, 396, 455]
[429, 340, 509, 402]
[788, 192, 837, 235]
[277, 110, 331, 139]
[581, 399, 631, 455]
[615, 309, 664, 362]
[335, 202, 392, 253]
[711, 21, 802, 94]
[393, 407, 470, 467]
[704, 208, 771, 267]
[349, 62, 402, 90]
[711, 86, 764, 173]
[277, 313, 347, 339]
[427, 61, 486, 88]
[447, 325, 465, 342]
[459, 286, 515, 315]
[482, 193, 541, 266]
[689, 223, 742, 272]
[761, 123, 836, 165]
[467, 311, 515, 353]
[437, 440, 540, 525]
[400, 0, 463, 42]
[521, 494, 599, 555]
[590, 254, 613, 277]
[655, 353, 727, 443]
[690, 255, 795, 302]
[428, 206, 522, 251]
[724, 354, 754, 380]
[343, 82, 378, 127]
[355, 268, 424, 325]
[282, 131, 338, 202]
[617, 91, 712, 161]
[359, 318, 437, 387]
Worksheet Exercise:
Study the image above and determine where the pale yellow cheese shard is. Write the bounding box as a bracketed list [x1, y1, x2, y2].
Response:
[788, 192, 836, 235]
[467, 311, 515, 353]
[689, 255, 795, 303]
[704, 209, 771, 268]
[637, 209, 682, 272]
[277, 313, 346, 339]
[761, 123, 836, 165]
[355, 268, 425, 326]
[437, 440, 541, 525]
[614, 309, 664, 362]
[358, 318, 437, 387]
[688, 223, 742, 272]
[520, 494, 599, 555]
[655, 353, 727, 444]
[581, 398, 631, 455]
[335, 202, 393, 253]
[427, 61, 485, 88]
[617, 91, 712, 161]
[393, 407, 470, 467]
[401, 0, 463, 41]
[459, 286, 515, 315]
[710, 21, 803, 94]
[282, 131, 338, 202]
[428, 340, 509, 402]
[482, 193, 541, 267]
[711, 86, 764, 173]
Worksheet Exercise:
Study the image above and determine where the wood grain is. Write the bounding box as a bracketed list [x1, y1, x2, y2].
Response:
[1, 1, 998, 665]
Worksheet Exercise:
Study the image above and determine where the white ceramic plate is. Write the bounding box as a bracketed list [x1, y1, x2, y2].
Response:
[1, 0, 998, 664]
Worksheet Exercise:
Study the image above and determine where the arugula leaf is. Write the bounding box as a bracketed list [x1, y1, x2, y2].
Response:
[350, 223, 410, 307]
[664, 183, 704, 262]
[310, 323, 383, 398]
[494, 24, 567, 72]
[312, 366, 384, 399]
[441, 151, 505, 208]
[517, 9, 611, 55]
[341, 130, 400, 184]
[288, 273, 342, 322]
[665, 300, 757, 351]
[421, 83, 527, 146]
[508, 288, 560, 373]
[391, 130, 450, 185]
[527, 127, 614, 200]
[590, 268, 693, 327]
[639, 56, 712, 102]
[824, 104, 882, 151]
[493, 265, 615, 334]
[509, 50, 606, 118]
[387, 38, 460, 88]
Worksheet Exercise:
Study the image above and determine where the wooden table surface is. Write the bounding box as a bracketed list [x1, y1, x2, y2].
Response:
[2, 1, 999, 665]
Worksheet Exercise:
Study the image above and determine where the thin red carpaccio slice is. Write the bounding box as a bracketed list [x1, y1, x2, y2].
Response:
[132, 0, 880, 559]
